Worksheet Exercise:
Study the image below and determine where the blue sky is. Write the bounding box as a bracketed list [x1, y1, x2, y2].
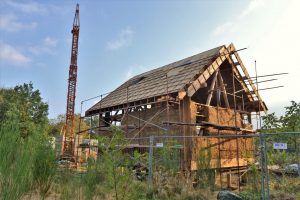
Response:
[1, 0, 299, 119]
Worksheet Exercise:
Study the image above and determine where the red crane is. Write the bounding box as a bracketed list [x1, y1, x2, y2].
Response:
[61, 4, 80, 161]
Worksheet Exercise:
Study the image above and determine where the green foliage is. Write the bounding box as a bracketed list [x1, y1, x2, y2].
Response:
[84, 115, 99, 130]
[0, 82, 48, 138]
[48, 113, 90, 136]
[97, 126, 137, 200]
[195, 144, 215, 191]
[262, 101, 300, 198]
[240, 164, 261, 199]
[55, 170, 81, 200]
[268, 150, 288, 167]
[262, 101, 300, 132]
[82, 158, 99, 200]
[0, 119, 34, 200]
[33, 140, 56, 199]
[281, 101, 300, 132]
[0, 82, 57, 199]
[238, 191, 261, 200]
[262, 112, 281, 131]
[154, 139, 181, 172]
[150, 171, 209, 200]
[273, 176, 300, 194]
[0, 112, 56, 199]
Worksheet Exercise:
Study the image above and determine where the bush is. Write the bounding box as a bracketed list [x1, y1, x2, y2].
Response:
[32, 141, 56, 199]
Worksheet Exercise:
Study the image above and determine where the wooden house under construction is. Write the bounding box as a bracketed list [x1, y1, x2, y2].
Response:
[85, 43, 267, 171]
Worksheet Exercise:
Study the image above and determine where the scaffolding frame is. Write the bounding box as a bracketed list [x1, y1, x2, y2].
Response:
[75, 44, 287, 197]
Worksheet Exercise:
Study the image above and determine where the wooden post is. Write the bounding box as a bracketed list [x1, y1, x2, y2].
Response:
[217, 72, 230, 108]
[206, 71, 219, 105]
[182, 96, 196, 171]
[227, 172, 232, 188]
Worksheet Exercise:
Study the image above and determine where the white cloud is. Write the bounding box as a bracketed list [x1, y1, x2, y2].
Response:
[212, 0, 265, 37]
[107, 27, 135, 50]
[5, 0, 47, 14]
[247, 0, 300, 104]
[0, 13, 37, 32]
[44, 36, 57, 47]
[126, 69, 133, 79]
[213, 22, 233, 36]
[0, 42, 31, 65]
[239, 0, 265, 18]
[211, 0, 300, 114]
[28, 46, 50, 56]
[29, 36, 57, 56]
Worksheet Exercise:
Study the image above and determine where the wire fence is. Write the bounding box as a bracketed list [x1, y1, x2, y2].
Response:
[48, 132, 300, 199]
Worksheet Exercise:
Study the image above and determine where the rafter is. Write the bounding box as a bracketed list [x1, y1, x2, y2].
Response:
[187, 46, 227, 97]
[226, 43, 267, 112]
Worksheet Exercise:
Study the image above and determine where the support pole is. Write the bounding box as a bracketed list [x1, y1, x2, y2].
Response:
[217, 72, 230, 108]
[206, 71, 219, 105]
[148, 136, 154, 189]
[255, 60, 266, 200]
[297, 136, 300, 179]
[126, 86, 129, 136]
[166, 74, 170, 133]
[232, 59, 241, 191]
[263, 132, 270, 198]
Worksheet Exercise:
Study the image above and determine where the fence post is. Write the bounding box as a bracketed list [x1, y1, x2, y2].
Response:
[263, 133, 270, 199]
[259, 132, 265, 200]
[297, 135, 300, 179]
[148, 136, 154, 189]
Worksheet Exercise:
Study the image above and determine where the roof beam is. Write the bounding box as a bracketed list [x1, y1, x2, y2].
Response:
[227, 43, 267, 112]
[187, 46, 227, 97]
[221, 47, 254, 102]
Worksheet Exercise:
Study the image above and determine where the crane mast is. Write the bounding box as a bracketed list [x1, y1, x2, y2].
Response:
[61, 4, 80, 161]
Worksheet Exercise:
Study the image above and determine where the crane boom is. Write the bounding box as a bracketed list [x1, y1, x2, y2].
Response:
[61, 4, 80, 161]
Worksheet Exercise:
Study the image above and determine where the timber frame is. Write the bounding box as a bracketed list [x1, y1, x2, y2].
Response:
[86, 43, 266, 116]
[186, 43, 266, 111]
[83, 43, 267, 172]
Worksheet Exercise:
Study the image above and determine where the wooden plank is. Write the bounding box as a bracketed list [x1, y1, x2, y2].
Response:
[163, 121, 251, 132]
[181, 96, 197, 170]
[187, 47, 227, 97]
[187, 85, 196, 97]
[206, 70, 219, 105]
[191, 158, 254, 170]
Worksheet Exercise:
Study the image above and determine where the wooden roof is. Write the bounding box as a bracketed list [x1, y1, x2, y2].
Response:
[86, 46, 224, 114]
[86, 43, 267, 115]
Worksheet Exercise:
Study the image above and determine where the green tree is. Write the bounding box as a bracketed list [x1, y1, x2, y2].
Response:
[95, 127, 145, 200]
[262, 112, 281, 131]
[0, 82, 48, 138]
[280, 101, 300, 132]
[262, 101, 300, 132]
[48, 113, 90, 136]
[0, 82, 56, 199]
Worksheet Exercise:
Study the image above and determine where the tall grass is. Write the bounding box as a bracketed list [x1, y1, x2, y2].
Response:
[0, 118, 34, 199]
[195, 144, 215, 191]
[33, 142, 56, 199]
[0, 115, 57, 199]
